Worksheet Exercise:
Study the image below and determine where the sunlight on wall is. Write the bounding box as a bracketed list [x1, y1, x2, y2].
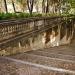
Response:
[42, 31, 60, 47]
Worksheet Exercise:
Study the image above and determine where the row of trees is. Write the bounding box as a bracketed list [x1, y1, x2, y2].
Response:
[2, 0, 75, 15]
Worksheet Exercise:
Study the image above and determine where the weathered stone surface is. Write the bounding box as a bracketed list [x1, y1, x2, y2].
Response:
[0, 44, 75, 75]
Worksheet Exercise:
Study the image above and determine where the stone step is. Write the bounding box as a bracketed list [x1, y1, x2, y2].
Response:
[0, 57, 73, 75]
[27, 50, 75, 61]
[9, 52, 75, 74]
[36, 47, 75, 56]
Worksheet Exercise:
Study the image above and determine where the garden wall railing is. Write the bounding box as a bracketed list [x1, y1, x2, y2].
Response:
[0, 16, 74, 45]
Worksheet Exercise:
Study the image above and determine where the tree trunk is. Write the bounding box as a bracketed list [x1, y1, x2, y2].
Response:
[36, 1, 39, 13]
[12, 0, 16, 13]
[42, 0, 45, 13]
[27, 0, 34, 15]
[46, 0, 49, 13]
[58, 0, 61, 14]
[4, 0, 8, 13]
[42, 0, 49, 13]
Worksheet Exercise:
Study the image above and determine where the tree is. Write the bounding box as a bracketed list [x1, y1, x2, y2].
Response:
[27, 0, 34, 15]
[46, 0, 49, 13]
[4, 0, 8, 13]
[60, 0, 75, 14]
[43, 0, 60, 14]
[12, 0, 16, 12]
[34, 0, 39, 12]
[42, 0, 45, 13]
[17, 0, 27, 12]
[42, 0, 49, 13]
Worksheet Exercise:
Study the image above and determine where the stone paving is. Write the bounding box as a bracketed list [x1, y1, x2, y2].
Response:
[0, 44, 75, 75]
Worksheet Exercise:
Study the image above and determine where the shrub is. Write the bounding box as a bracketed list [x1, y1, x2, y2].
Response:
[23, 13, 31, 18]
[31, 13, 42, 17]
[0, 12, 74, 20]
[0, 13, 18, 20]
[0, 13, 4, 20]
[3, 13, 13, 19]
[15, 13, 31, 18]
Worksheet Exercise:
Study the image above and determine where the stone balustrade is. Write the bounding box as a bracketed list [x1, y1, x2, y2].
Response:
[0, 17, 73, 41]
